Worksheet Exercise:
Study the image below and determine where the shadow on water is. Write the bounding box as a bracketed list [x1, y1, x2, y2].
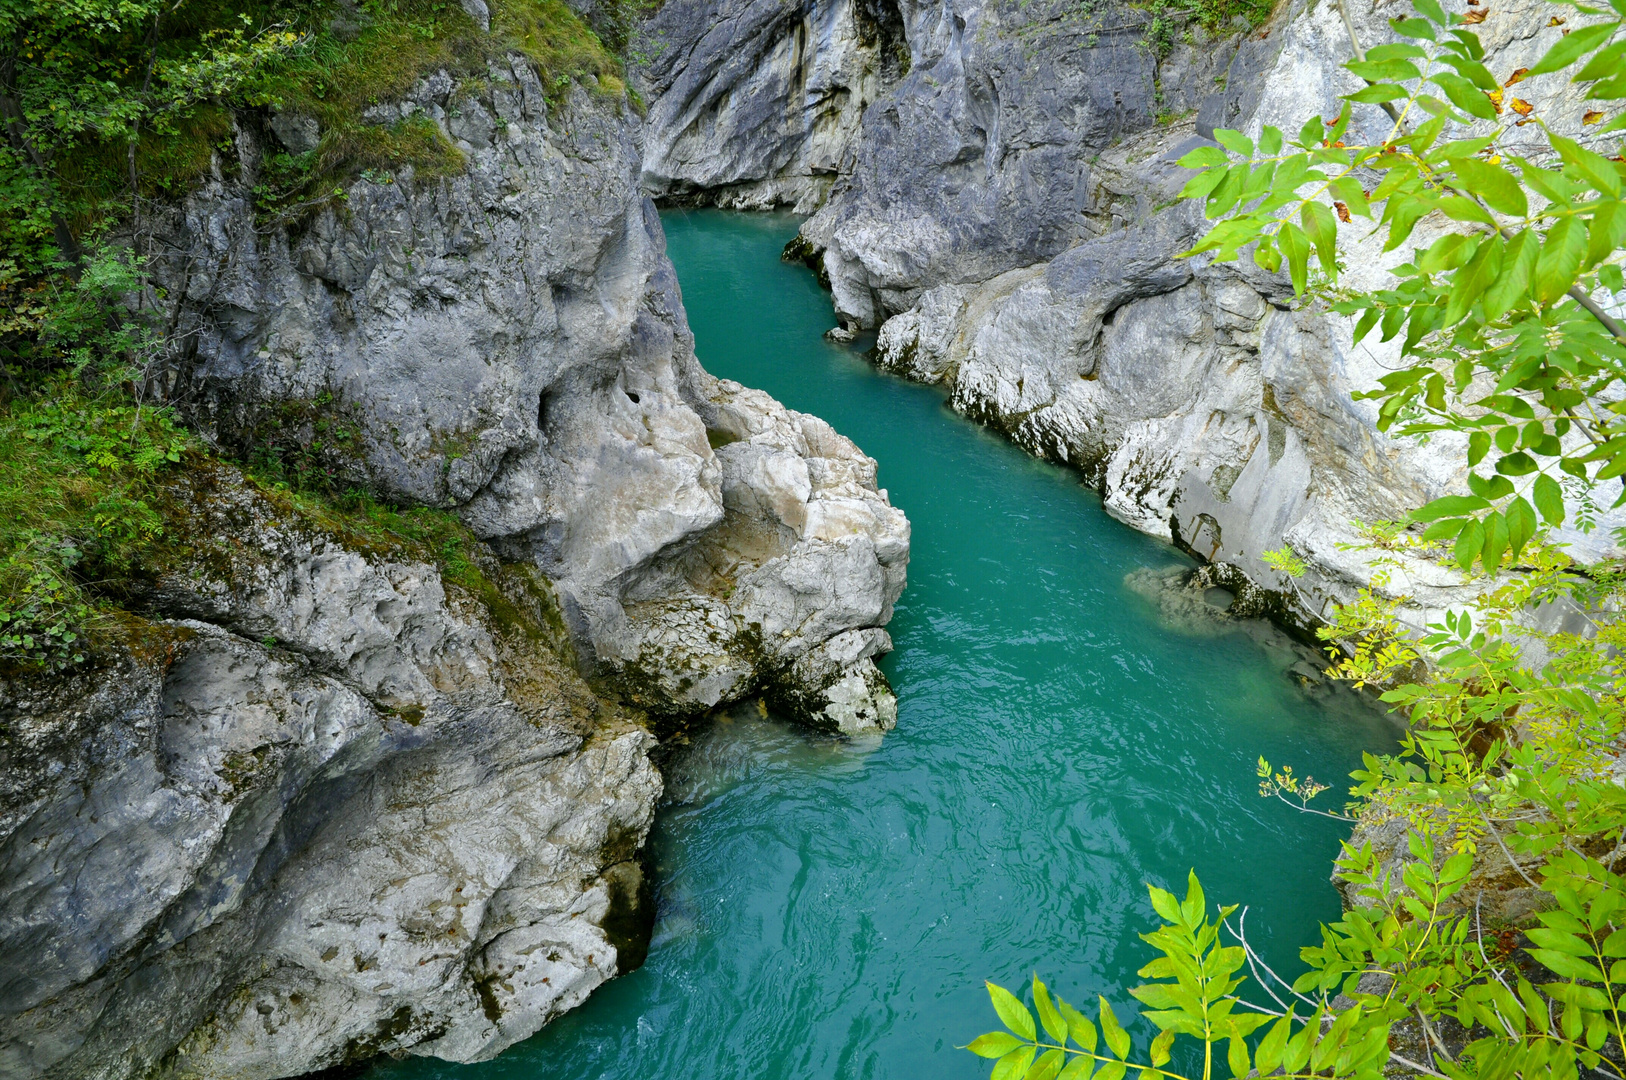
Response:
[367, 209, 1400, 1080]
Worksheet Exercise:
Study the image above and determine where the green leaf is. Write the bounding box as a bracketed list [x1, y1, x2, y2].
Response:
[1099, 998, 1131, 1059]
[989, 982, 1037, 1041]
[1178, 145, 1230, 169]
[1035, 978, 1068, 1044]
[1227, 1036, 1251, 1078]
[1255, 1014, 1292, 1073]
[1348, 58, 1423, 81]
[1453, 158, 1529, 217]
[1534, 472, 1566, 525]
[1058, 997, 1097, 1052]
[1297, 114, 1325, 148]
[1551, 133, 1623, 197]
[1347, 83, 1411, 103]
[1214, 129, 1254, 158]
[1180, 167, 1229, 201]
[1151, 1030, 1175, 1067]
[1485, 229, 1539, 319]
[1058, 1057, 1095, 1080]
[1507, 495, 1537, 556]
[993, 1044, 1038, 1080]
[1431, 72, 1498, 120]
[1455, 515, 1486, 569]
[1532, 949, 1607, 982]
[1393, 16, 1436, 38]
[1529, 20, 1617, 76]
[1481, 510, 1509, 569]
[1411, 0, 1446, 22]
[970, 1033, 1029, 1058]
[1413, 494, 1491, 520]
[1030, 1048, 1067, 1080]
[1279, 221, 1311, 294]
[1095, 1061, 1127, 1080]
[1468, 430, 1491, 466]
[1301, 200, 1339, 273]
[1535, 217, 1588, 303]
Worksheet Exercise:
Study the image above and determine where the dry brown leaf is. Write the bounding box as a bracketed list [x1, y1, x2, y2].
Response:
[1549, 14, 1566, 24]
[1585, 110, 1607, 125]
[1486, 87, 1504, 112]
[1504, 67, 1529, 86]
[1464, 8, 1488, 22]
[1335, 201, 1353, 223]
[1510, 97, 1533, 115]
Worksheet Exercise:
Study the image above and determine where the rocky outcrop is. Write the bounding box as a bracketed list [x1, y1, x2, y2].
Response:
[158, 56, 907, 728]
[2, 35, 914, 1080]
[0, 466, 661, 1078]
[759, 0, 1624, 630]
[631, 0, 907, 211]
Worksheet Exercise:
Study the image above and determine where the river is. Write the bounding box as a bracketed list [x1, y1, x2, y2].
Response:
[369, 210, 1396, 1080]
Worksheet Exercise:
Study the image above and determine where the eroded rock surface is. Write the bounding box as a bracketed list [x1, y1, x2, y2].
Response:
[632, 0, 907, 211]
[158, 57, 907, 728]
[0, 468, 660, 1078]
[755, 0, 1625, 629]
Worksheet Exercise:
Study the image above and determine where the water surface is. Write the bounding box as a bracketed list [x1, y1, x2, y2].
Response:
[373, 210, 1395, 1080]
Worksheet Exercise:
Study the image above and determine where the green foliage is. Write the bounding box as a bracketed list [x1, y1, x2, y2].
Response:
[1177, 0, 1626, 572]
[1139, 0, 1275, 58]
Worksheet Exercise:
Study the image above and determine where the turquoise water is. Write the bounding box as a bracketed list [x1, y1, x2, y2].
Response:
[372, 210, 1395, 1080]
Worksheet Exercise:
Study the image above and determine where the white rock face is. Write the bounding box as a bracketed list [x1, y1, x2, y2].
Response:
[633, 0, 906, 210]
[0, 470, 660, 1079]
[776, 0, 1625, 627]
[159, 57, 908, 727]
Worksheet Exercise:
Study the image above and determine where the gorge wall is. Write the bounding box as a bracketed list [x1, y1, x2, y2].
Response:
[2, 36, 908, 1080]
[633, 0, 1624, 635]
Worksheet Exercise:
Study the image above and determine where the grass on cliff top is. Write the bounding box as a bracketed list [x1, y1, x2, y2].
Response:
[0, 365, 521, 674]
[55, 0, 625, 228]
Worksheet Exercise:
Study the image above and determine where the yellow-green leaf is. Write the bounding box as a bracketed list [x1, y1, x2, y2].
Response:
[990, 982, 1037, 1041]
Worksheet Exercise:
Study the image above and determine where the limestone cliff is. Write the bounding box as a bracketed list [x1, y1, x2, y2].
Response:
[159, 58, 908, 729]
[1, 464, 660, 1077]
[1, 36, 910, 1080]
[637, 0, 1622, 632]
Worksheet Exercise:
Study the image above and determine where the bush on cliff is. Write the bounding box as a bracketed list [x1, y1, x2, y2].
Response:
[0, 0, 617, 671]
[969, 1, 1626, 1078]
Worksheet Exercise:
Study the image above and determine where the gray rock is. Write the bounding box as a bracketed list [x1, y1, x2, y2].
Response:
[267, 111, 320, 155]
[633, 0, 906, 211]
[0, 468, 660, 1079]
[152, 59, 908, 727]
[679, 0, 1625, 631]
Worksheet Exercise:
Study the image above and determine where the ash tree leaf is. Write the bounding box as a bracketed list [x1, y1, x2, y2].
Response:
[1453, 158, 1529, 216]
[1456, 515, 1486, 569]
[1228, 1036, 1251, 1078]
[1035, 977, 1069, 1043]
[989, 982, 1037, 1040]
[1030, 1048, 1067, 1080]
[1099, 998, 1132, 1059]
[1535, 217, 1588, 303]
[1431, 72, 1500, 119]
[1178, 145, 1230, 169]
[1481, 510, 1510, 568]
[992, 1044, 1037, 1080]
[1507, 495, 1537, 555]
[1468, 430, 1492, 466]
[1413, 494, 1491, 520]
[1279, 221, 1312, 293]
[1058, 996, 1098, 1051]
[1259, 126, 1284, 156]
[1214, 129, 1254, 158]
[1529, 20, 1617, 76]
[1348, 58, 1423, 81]
[1058, 1057, 1095, 1080]
[970, 1032, 1028, 1058]
[1550, 133, 1623, 197]
[1302, 200, 1339, 272]
[1534, 472, 1566, 525]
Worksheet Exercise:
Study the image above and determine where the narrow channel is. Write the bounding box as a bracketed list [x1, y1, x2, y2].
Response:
[371, 211, 1397, 1079]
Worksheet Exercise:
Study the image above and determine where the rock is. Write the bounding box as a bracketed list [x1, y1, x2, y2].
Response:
[632, 0, 906, 211]
[0, 466, 661, 1079]
[701, 0, 1626, 631]
[267, 110, 320, 155]
[153, 58, 908, 726]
